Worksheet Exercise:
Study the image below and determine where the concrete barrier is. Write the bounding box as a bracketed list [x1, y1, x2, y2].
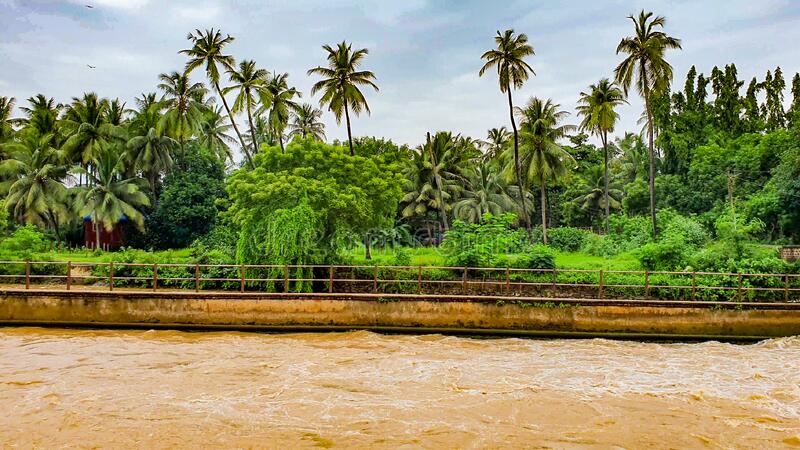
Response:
[2, 289, 800, 340]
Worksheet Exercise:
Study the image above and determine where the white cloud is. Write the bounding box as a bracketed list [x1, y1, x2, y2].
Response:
[69, 0, 150, 9]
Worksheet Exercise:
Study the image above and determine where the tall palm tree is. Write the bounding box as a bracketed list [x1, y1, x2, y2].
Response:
[73, 147, 150, 249]
[243, 114, 277, 152]
[0, 130, 69, 235]
[106, 99, 127, 126]
[307, 41, 378, 156]
[288, 103, 326, 141]
[0, 97, 17, 142]
[616, 132, 647, 182]
[482, 126, 511, 160]
[454, 161, 520, 224]
[224, 60, 268, 156]
[615, 10, 681, 239]
[576, 78, 626, 233]
[198, 106, 237, 163]
[572, 165, 623, 227]
[479, 29, 535, 230]
[258, 72, 301, 152]
[20, 94, 61, 137]
[62, 93, 122, 184]
[125, 127, 176, 194]
[180, 28, 253, 168]
[508, 97, 575, 244]
[157, 71, 208, 159]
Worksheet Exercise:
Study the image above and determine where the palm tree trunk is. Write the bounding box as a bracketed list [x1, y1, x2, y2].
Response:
[94, 217, 100, 251]
[215, 81, 254, 169]
[540, 176, 548, 245]
[364, 233, 372, 260]
[245, 99, 260, 157]
[344, 98, 354, 156]
[277, 131, 285, 153]
[644, 95, 658, 240]
[507, 89, 531, 231]
[602, 131, 610, 235]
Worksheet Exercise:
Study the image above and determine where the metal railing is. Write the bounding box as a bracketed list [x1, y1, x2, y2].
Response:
[1, 260, 799, 303]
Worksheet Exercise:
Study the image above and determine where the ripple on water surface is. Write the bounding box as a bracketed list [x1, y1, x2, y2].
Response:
[1, 328, 799, 448]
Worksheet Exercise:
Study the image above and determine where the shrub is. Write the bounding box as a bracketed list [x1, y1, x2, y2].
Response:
[581, 234, 622, 257]
[512, 245, 556, 270]
[635, 238, 690, 271]
[392, 247, 411, 266]
[547, 227, 589, 252]
[0, 225, 51, 257]
[661, 212, 709, 247]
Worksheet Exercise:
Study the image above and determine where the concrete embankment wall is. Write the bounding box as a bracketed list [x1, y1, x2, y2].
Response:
[2, 289, 800, 340]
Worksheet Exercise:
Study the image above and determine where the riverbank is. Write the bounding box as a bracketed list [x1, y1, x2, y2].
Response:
[3, 289, 800, 340]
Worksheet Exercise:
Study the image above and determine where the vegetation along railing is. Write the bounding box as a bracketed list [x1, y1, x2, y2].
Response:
[1, 261, 799, 303]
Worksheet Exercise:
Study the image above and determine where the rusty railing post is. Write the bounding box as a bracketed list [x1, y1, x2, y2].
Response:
[329, 266, 334, 293]
[283, 265, 289, 293]
[691, 272, 697, 300]
[552, 269, 557, 298]
[505, 267, 510, 293]
[195, 264, 200, 292]
[462, 267, 468, 294]
[240, 265, 245, 293]
[153, 264, 158, 292]
[645, 271, 650, 299]
[25, 260, 30, 290]
[373, 265, 378, 292]
[786, 275, 790, 302]
[737, 273, 743, 302]
[109, 261, 114, 292]
[599, 269, 604, 299]
[66, 261, 72, 291]
[417, 266, 422, 294]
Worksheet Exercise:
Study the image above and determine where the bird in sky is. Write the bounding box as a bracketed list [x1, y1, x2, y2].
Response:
[85, 5, 94, 8]
[87, 64, 96, 69]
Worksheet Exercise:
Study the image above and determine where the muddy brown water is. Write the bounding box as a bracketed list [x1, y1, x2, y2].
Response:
[1, 328, 799, 449]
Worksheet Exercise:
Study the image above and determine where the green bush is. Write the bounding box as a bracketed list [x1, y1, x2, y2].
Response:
[392, 247, 411, 266]
[547, 227, 589, 252]
[635, 238, 690, 271]
[512, 245, 556, 270]
[581, 234, 622, 257]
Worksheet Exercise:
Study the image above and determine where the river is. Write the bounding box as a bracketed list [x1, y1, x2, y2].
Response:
[1, 328, 799, 448]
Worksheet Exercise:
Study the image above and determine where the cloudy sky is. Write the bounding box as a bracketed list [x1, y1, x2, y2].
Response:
[1, 0, 799, 147]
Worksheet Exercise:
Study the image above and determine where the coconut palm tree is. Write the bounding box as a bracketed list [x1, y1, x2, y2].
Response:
[572, 165, 623, 227]
[576, 78, 626, 233]
[157, 71, 208, 159]
[508, 97, 575, 244]
[0, 97, 17, 142]
[482, 126, 511, 160]
[454, 161, 520, 224]
[62, 93, 123, 183]
[125, 127, 176, 194]
[258, 72, 301, 152]
[479, 29, 535, 230]
[73, 147, 150, 249]
[224, 60, 268, 156]
[616, 132, 647, 182]
[615, 10, 682, 239]
[243, 114, 277, 152]
[106, 99, 127, 126]
[288, 103, 326, 141]
[307, 41, 378, 156]
[0, 130, 69, 235]
[19, 94, 61, 137]
[180, 28, 253, 168]
[198, 106, 237, 163]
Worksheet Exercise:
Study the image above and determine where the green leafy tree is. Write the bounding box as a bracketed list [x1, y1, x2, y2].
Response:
[0, 97, 17, 142]
[763, 67, 787, 131]
[226, 139, 404, 267]
[479, 29, 535, 229]
[258, 72, 301, 152]
[481, 127, 511, 160]
[576, 78, 626, 232]
[615, 10, 682, 239]
[571, 165, 623, 225]
[19, 95, 61, 137]
[288, 103, 326, 142]
[507, 97, 575, 244]
[307, 41, 378, 156]
[62, 93, 122, 181]
[125, 127, 176, 194]
[147, 148, 227, 249]
[197, 106, 237, 163]
[180, 28, 253, 167]
[224, 59, 268, 156]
